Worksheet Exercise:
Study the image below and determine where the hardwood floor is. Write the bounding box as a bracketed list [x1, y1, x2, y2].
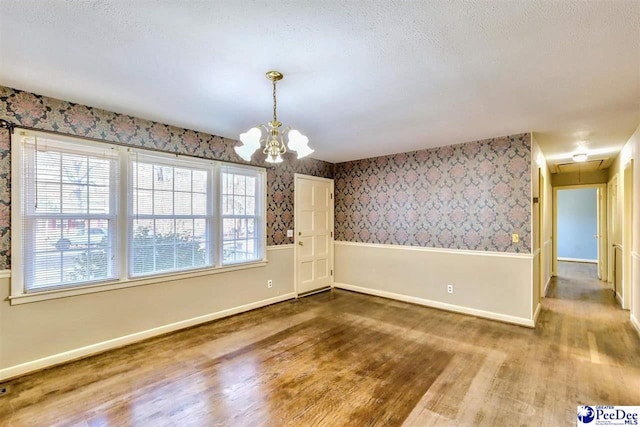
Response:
[1, 262, 639, 426]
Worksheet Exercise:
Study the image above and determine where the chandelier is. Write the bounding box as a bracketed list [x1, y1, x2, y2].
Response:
[235, 71, 314, 164]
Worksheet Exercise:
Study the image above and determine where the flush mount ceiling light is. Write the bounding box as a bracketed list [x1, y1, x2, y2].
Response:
[572, 152, 588, 162]
[235, 71, 314, 164]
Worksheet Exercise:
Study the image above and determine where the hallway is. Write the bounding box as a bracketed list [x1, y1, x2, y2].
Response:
[547, 261, 616, 303]
[535, 261, 640, 413]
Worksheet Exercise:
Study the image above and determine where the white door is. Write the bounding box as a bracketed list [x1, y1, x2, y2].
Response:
[295, 174, 334, 295]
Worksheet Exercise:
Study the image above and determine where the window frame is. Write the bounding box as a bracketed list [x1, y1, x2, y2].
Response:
[220, 165, 266, 266]
[10, 128, 268, 304]
[127, 151, 217, 278]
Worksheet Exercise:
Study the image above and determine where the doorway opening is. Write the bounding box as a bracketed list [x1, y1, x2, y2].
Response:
[551, 184, 615, 307]
[552, 184, 608, 283]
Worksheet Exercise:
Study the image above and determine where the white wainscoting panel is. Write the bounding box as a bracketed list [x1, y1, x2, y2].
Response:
[334, 241, 533, 326]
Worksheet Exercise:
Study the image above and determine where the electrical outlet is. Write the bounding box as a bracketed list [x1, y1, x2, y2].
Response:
[447, 284, 454, 294]
[512, 233, 520, 243]
[267, 280, 273, 288]
[287, 230, 294, 238]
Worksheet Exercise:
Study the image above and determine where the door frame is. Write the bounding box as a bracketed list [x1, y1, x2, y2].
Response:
[293, 173, 335, 297]
[608, 175, 618, 290]
[538, 169, 546, 299]
[622, 159, 634, 310]
[552, 183, 607, 279]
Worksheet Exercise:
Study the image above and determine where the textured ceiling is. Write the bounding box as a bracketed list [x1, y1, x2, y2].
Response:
[1, 1, 639, 164]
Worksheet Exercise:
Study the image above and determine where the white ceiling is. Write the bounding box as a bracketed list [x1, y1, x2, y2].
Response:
[1, 1, 639, 164]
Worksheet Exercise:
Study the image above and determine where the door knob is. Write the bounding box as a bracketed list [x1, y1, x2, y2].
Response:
[298, 241, 304, 246]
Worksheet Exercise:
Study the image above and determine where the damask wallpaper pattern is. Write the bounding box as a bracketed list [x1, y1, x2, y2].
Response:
[334, 134, 532, 253]
[0, 85, 333, 269]
[0, 85, 533, 268]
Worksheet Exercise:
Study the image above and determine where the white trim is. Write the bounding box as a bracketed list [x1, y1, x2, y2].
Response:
[0, 292, 296, 381]
[293, 173, 334, 183]
[543, 275, 552, 297]
[631, 315, 640, 339]
[334, 240, 532, 259]
[9, 261, 268, 305]
[558, 257, 598, 264]
[266, 244, 295, 251]
[531, 249, 539, 321]
[533, 303, 542, 325]
[617, 291, 623, 307]
[8, 246, 292, 305]
[333, 282, 535, 328]
[544, 239, 552, 282]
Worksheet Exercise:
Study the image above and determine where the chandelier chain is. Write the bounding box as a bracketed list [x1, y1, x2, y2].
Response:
[272, 80, 277, 123]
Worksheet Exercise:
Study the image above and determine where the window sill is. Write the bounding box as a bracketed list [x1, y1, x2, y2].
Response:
[9, 260, 268, 305]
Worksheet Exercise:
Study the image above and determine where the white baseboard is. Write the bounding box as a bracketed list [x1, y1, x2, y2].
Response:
[616, 291, 623, 307]
[631, 315, 640, 339]
[543, 276, 552, 297]
[533, 303, 542, 324]
[558, 257, 597, 264]
[333, 282, 534, 328]
[0, 292, 296, 381]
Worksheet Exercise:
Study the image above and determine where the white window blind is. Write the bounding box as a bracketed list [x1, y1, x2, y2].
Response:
[129, 153, 213, 277]
[221, 165, 263, 265]
[20, 135, 119, 291]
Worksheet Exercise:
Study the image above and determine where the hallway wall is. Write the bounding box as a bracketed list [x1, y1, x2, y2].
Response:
[610, 123, 639, 332]
[531, 135, 552, 320]
[625, 124, 640, 333]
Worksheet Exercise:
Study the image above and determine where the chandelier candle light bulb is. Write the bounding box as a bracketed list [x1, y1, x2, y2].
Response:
[235, 71, 314, 163]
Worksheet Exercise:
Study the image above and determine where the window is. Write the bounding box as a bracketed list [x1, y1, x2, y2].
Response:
[221, 166, 263, 264]
[129, 153, 213, 276]
[12, 129, 266, 298]
[18, 135, 119, 291]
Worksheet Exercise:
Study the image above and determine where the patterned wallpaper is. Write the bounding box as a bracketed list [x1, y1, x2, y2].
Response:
[334, 134, 532, 253]
[0, 85, 333, 269]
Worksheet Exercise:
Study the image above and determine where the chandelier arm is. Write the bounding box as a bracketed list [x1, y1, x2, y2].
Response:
[279, 131, 287, 155]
